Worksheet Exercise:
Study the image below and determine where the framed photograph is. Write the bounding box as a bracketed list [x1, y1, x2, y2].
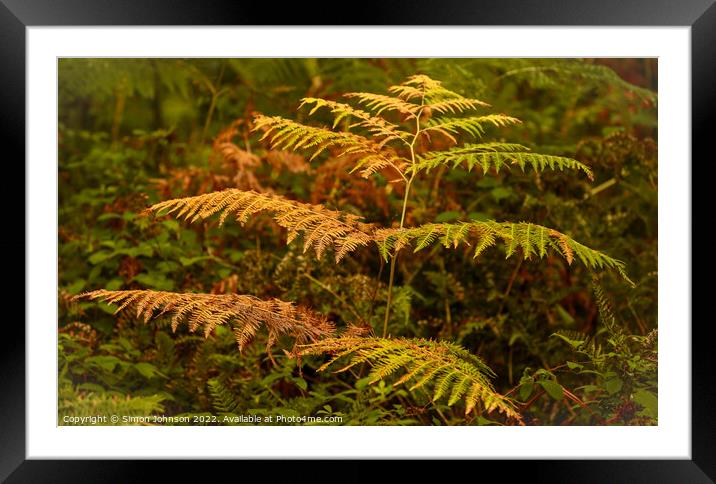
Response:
[3, 0, 712, 480]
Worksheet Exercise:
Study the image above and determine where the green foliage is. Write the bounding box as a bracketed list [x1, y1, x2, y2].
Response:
[414, 143, 594, 180]
[300, 336, 520, 420]
[375, 221, 633, 285]
[59, 58, 657, 427]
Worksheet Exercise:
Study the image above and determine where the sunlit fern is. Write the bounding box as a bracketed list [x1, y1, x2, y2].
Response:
[145, 188, 630, 283]
[76, 290, 335, 354]
[299, 335, 521, 421]
[252, 74, 590, 183]
[374, 221, 634, 285]
[146, 189, 375, 262]
[413, 142, 594, 180]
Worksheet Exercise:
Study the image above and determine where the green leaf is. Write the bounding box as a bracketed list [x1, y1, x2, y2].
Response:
[555, 304, 576, 326]
[537, 380, 564, 400]
[134, 362, 166, 379]
[434, 210, 461, 223]
[633, 389, 658, 418]
[355, 377, 373, 391]
[292, 377, 308, 391]
[88, 251, 113, 265]
[519, 382, 534, 401]
[86, 355, 121, 372]
[490, 187, 512, 202]
[65, 279, 86, 295]
[105, 278, 124, 291]
[132, 273, 175, 291]
[604, 377, 623, 395]
[179, 255, 214, 267]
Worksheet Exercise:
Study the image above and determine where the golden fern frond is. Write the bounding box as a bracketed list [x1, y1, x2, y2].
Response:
[374, 221, 633, 285]
[413, 143, 594, 180]
[299, 336, 521, 420]
[146, 189, 373, 262]
[342, 92, 420, 117]
[423, 114, 522, 143]
[299, 97, 412, 145]
[253, 114, 372, 160]
[389, 74, 491, 114]
[388, 74, 451, 101]
[253, 114, 405, 179]
[76, 290, 334, 353]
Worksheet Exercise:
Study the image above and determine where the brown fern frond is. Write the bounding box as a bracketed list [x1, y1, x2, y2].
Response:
[76, 290, 334, 353]
[146, 189, 374, 262]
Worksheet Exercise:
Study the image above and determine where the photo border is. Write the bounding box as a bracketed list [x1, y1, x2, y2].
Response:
[2, 0, 712, 480]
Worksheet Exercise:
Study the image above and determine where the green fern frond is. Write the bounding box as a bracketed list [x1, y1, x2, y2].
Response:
[207, 378, 240, 413]
[413, 143, 593, 180]
[424, 114, 522, 142]
[146, 189, 374, 262]
[591, 276, 619, 334]
[299, 336, 520, 420]
[500, 62, 657, 105]
[374, 221, 633, 284]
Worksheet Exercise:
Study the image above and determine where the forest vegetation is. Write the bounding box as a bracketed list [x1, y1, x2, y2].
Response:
[59, 58, 657, 425]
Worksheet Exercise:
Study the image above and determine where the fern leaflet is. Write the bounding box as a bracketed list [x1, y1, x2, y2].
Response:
[76, 290, 335, 353]
[299, 335, 521, 420]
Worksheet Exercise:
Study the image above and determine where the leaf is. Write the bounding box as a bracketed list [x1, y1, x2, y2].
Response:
[134, 362, 166, 379]
[633, 390, 658, 418]
[65, 279, 86, 295]
[604, 377, 623, 395]
[88, 251, 113, 265]
[519, 382, 534, 401]
[490, 187, 512, 202]
[434, 211, 462, 223]
[132, 273, 175, 291]
[292, 377, 308, 391]
[537, 380, 564, 400]
[86, 355, 121, 373]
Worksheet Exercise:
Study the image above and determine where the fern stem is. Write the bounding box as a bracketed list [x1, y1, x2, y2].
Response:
[382, 107, 422, 338]
[382, 254, 398, 338]
[382, 176, 413, 337]
[382, 165, 415, 337]
[303, 272, 363, 322]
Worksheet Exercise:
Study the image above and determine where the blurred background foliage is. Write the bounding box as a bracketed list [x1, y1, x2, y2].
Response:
[59, 58, 657, 425]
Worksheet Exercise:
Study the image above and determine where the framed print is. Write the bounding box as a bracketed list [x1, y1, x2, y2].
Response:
[2, 0, 713, 481]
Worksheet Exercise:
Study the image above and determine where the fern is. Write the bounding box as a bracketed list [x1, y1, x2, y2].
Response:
[146, 189, 374, 262]
[422, 114, 521, 143]
[207, 378, 241, 413]
[374, 221, 633, 285]
[499, 61, 657, 104]
[299, 336, 521, 421]
[414, 143, 594, 180]
[253, 114, 403, 178]
[76, 290, 334, 353]
[299, 97, 412, 145]
[73, 73, 638, 425]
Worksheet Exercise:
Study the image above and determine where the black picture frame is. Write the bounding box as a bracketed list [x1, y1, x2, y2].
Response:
[2, 1, 711, 481]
